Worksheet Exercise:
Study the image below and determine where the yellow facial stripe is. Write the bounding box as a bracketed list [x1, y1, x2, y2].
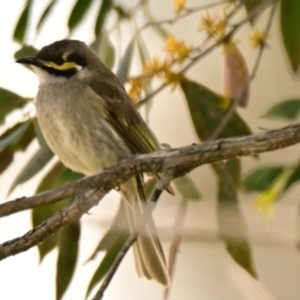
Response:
[47, 61, 79, 70]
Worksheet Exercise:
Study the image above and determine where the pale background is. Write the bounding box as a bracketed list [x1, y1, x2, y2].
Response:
[1, 1, 300, 300]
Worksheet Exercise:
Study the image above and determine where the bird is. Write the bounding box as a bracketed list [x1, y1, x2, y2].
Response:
[16, 39, 170, 286]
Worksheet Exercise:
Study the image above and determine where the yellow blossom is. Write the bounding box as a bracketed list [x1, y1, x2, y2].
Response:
[199, 11, 225, 38]
[249, 29, 269, 49]
[165, 35, 190, 62]
[143, 57, 169, 78]
[163, 67, 183, 91]
[199, 12, 217, 35]
[173, 0, 186, 15]
[128, 77, 144, 103]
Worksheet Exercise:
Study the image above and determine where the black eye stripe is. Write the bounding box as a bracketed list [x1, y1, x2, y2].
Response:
[41, 65, 77, 78]
[54, 57, 64, 65]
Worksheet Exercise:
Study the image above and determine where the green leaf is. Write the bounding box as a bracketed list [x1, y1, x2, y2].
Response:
[180, 79, 251, 141]
[33, 161, 82, 261]
[243, 0, 263, 24]
[32, 204, 60, 262]
[285, 162, 300, 191]
[280, 0, 300, 73]
[0, 149, 14, 176]
[0, 122, 30, 152]
[116, 40, 135, 84]
[37, 161, 82, 194]
[85, 233, 128, 299]
[68, 0, 93, 32]
[9, 144, 54, 194]
[14, 45, 38, 60]
[14, 45, 38, 71]
[136, 36, 150, 67]
[113, 4, 131, 19]
[36, 0, 55, 31]
[243, 166, 284, 192]
[33, 119, 48, 148]
[214, 162, 257, 278]
[56, 220, 80, 300]
[0, 121, 35, 175]
[263, 99, 300, 120]
[87, 201, 129, 261]
[90, 34, 115, 70]
[94, 0, 113, 36]
[174, 176, 201, 201]
[0, 87, 27, 124]
[13, 0, 32, 43]
[144, 177, 158, 198]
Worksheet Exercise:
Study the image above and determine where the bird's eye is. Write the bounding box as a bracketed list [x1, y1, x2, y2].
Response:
[53, 57, 65, 65]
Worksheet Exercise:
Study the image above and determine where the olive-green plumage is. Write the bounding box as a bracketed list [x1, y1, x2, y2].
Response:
[16, 39, 170, 286]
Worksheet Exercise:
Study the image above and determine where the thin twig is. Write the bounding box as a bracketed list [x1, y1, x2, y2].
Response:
[91, 233, 137, 300]
[249, 1, 278, 81]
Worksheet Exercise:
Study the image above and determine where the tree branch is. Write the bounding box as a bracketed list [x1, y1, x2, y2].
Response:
[1, 122, 300, 260]
[2, 121, 300, 217]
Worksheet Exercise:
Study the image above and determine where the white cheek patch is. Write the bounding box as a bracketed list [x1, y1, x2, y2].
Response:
[31, 66, 53, 84]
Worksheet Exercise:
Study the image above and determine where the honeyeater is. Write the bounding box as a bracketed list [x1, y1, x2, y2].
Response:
[16, 39, 170, 286]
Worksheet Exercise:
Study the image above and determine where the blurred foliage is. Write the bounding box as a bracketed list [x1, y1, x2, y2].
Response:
[1, 0, 300, 299]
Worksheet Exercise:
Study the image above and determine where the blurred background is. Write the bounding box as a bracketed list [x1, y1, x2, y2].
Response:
[1, 0, 300, 299]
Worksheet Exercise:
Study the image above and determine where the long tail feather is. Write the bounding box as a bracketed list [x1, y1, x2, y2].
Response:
[121, 177, 170, 286]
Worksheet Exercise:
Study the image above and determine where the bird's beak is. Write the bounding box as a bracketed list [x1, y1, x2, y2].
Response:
[16, 57, 45, 68]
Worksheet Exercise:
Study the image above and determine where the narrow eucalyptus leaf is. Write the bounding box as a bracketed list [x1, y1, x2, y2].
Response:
[117, 40, 135, 84]
[56, 221, 80, 300]
[13, 0, 31, 43]
[243, 167, 284, 192]
[263, 99, 300, 120]
[68, 0, 93, 32]
[0, 122, 30, 152]
[94, 0, 113, 36]
[36, 0, 55, 31]
[85, 234, 128, 299]
[90, 34, 115, 70]
[181, 79, 251, 141]
[0, 87, 27, 124]
[9, 145, 54, 194]
[280, 0, 300, 73]
[174, 176, 201, 201]
[214, 162, 257, 277]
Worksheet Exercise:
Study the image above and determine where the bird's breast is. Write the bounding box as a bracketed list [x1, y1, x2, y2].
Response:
[35, 82, 131, 175]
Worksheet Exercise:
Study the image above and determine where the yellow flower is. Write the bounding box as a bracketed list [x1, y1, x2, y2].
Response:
[199, 11, 217, 35]
[128, 77, 144, 102]
[165, 35, 190, 62]
[173, 0, 186, 15]
[163, 67, 183, 91]
[199, 11, 225, 38]
[249, 29, 269, 49]
[143, 57, 169, 78]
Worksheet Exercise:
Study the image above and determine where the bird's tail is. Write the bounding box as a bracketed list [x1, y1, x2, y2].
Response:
[121, 176, 170, 286]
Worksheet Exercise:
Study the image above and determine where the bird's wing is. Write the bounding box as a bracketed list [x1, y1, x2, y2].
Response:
[89, 79, 160, 154]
